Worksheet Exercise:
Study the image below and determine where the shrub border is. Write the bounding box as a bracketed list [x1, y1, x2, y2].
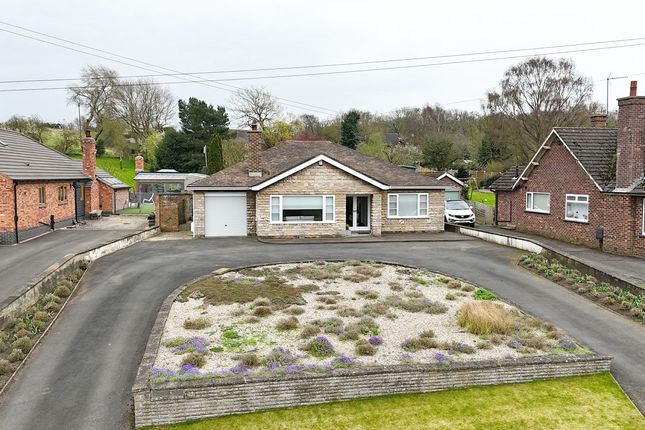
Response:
[132, 260, 612, 428]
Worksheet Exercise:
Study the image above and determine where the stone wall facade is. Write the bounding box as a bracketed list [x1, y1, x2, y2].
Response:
[381, 189, 444, 233]
[495, 135, 645, 258]
[133, 354, 611, 428]
[192, 192, 205, 236]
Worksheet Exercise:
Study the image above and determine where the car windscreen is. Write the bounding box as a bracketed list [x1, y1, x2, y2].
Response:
[446, 200, 470, 210]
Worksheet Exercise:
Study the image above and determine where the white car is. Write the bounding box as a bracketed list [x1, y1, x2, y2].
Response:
[444, 200, 476, 226]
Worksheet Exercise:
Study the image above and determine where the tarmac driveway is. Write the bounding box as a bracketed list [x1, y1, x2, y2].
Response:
[0, 238, 643, 429]
[0, 229, 140, 306]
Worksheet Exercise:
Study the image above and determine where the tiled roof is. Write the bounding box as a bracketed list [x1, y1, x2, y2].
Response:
[553, 127, 617, 191]
[69, 159, 130, 189]
[135, 171, 207, 181]
[190, 140, 444, 189]
[489, 166, 525, 191]
[0, 129, 88, 181]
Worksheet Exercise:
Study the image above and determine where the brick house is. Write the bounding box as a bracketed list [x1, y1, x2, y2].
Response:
[188, 125, 446, 238]
[491, 81, 645, 258]
[0, 129, 127, 244]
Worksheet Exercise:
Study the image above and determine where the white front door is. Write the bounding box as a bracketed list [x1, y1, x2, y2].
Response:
[346, 195, 370, 231]
[204, 193, 247, 237]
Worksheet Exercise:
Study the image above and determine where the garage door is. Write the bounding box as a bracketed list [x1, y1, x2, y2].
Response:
[204, 193, 247, 237]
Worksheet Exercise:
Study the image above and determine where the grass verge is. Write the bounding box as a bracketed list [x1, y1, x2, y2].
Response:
[143, 373, 643, 430]
[468, 190, 496, 207]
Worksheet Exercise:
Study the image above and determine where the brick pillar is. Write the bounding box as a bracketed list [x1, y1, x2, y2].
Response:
[616, 81, 645, 189]
[590, 114, 607, 128]
[82, 130, 100, 213]
[247, 123, 263, 177]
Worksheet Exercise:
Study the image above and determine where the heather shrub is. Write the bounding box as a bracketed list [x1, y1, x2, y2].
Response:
[304, 336, 335, 357]
[401, 337, 438, 352]
[41, 293, 61, 304]
[368, 336, 383, 346]
[43, 301, 60, 312]
[319, 317, 344, 335]
[33, 311, 49, 322]
[0, 359, 11, 375]
[181, 352, 206, 368]
[8, 349, 25, 363]
[11, 336, 32, 354]
[457, 301, 515, 335]
[252, 306, 272, 317]
[346, 317, 379, 336]
[336, 307, 362, 318]
[355, 340, 376, 356]
[183, 317, 211, 330]
[263, 347, 297, 368]
[355, 289, 379, 300]
[275, 316, 299, 331]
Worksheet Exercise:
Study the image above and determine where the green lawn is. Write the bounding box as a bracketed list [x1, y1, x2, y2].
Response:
[116, 203, 154, 215]
[144, 373, 643, 430]
[468, 190, 496, 207]
[69, 154, 136, 188]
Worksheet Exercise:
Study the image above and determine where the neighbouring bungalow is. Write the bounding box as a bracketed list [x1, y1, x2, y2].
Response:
[187, 125, 446, 238]
[491, 81, 645, 258]
[414, 167, 467, 201]
[0, 129, 124, 244]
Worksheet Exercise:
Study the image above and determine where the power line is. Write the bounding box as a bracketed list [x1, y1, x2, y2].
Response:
[0, 23, 338, 115]
[2, 41, 645, 94]
[2, 34, 645, 85]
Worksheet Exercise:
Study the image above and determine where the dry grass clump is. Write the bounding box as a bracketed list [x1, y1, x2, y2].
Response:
[181, 352, 206, 368]
[447, 280, 462, 289]
[245, 316, 260, 324]
[355, 289, 379, 300]
[343, 274, 369, 283]
[445, 293, 456, 301]
[461, 284, 476, 292]
[252, 306, 272, 317]
[8, 349, 25, 363]
[336, 307, 362, 318]
[183, 317, 211, 330]
[361, 302, 396, 319]
[316, 317, 344, 335]
[388, 282, 403, 292]
[355, 340, 377, 356]
[300, 324, 321, 338]
[254, 298, 272, 307]
[275, 316, 299, 331]
[457, 301, 516, 335]
[317, 296, 338, 305]
[240, 353, 261, 367]
[284, 306, 305, 315]
[354, 266, 381, 278]
[53, 284, 72, 298]
[0, 359, 11, 375]
[33, 311, 50, 322]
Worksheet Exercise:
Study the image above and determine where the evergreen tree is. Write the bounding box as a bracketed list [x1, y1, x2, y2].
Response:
[340, 110, 361, 149]
[207, 134, 224, 174]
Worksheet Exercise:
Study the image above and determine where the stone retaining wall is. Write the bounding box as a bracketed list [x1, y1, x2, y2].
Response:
[133, 354, 611, 427]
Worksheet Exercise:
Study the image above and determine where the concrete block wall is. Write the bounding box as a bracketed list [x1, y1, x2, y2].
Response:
[133, 355, 611, 427]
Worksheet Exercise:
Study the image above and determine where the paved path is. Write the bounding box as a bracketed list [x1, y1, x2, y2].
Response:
[475, 226, 645, 288]
[0, 229, 138, 305]
[0, 238, 643, 429]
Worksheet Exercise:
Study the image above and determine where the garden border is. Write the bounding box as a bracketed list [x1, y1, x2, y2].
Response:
[132, 261, 612, 428]
[0, 226, 160, 326]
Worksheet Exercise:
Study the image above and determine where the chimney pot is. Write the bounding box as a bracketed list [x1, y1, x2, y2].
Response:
[251, 123, 258, 131]
[630, 80, 637, 97]
[590, 113, 607, 128]
[85, 129, 91, 138]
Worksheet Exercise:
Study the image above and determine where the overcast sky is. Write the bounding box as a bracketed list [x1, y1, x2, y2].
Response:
[2, 0, 645, 127]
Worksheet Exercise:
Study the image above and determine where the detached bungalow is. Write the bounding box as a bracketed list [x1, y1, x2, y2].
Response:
[188, 125, 446, 238]
[491, 81, 645, 258]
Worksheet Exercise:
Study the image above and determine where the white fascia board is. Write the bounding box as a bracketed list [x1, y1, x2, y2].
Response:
[251, 154, 389, 191]
[188, 186, 250, 191]
[389, 185, 446, 190]
[436, 172, 465, 187]
[511, 130, 557, 190]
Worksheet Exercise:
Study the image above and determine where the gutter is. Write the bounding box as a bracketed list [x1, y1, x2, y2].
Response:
[13, 181, 19, 244]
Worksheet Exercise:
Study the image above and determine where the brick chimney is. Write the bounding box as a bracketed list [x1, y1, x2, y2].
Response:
[247, 123, 263, 177]
[590, 113, 607, 128]
[616, 80, 645, 190]
[81, 130, 100, 212]
[135, 154, 144, 172]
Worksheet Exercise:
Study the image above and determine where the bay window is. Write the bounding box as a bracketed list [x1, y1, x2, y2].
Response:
[270, 195, 335, 223]
[525, 192, 550, 213]
[387, 193, 428, 218]
[565, 194, 589, 222]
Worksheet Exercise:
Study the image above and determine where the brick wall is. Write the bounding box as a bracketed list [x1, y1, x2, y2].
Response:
[133, 355, 611, 427]
[16, 181, 76, 231]
[155, 193, 193, 232]
[381, 189, 444, 233]
[0, 174, 14, 238]
[114, 189, 130, 212]
[616, 96, 645, 189]
[98, 182, 114, 213]
[496, 136, 645, 257]
[256, 162, 381, 237]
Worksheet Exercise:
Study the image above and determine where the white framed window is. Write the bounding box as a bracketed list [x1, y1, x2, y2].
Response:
[525, 192, 550, 213]
[565, 194, 589, 222]
[269, 195, 335, 223]
[387, 193, 429, 218]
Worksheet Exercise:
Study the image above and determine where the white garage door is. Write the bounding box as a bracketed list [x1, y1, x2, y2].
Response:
[204, 193, 247, 237]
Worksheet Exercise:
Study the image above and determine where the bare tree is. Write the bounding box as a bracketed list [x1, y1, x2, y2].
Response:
[67, 65, 120, 138]
[229, 86, 281, 129]
[114, 79, 174, 143]
[486, 57, 593, 152]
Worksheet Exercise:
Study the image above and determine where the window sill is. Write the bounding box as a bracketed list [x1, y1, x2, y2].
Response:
[39, 204, 47, 208]
[564, 218, 588, 224]
[387, 216, 429, 219]
[58, 201, 68, 205]
[525, 209, 550, 214]
[270, 221, 336, 225]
